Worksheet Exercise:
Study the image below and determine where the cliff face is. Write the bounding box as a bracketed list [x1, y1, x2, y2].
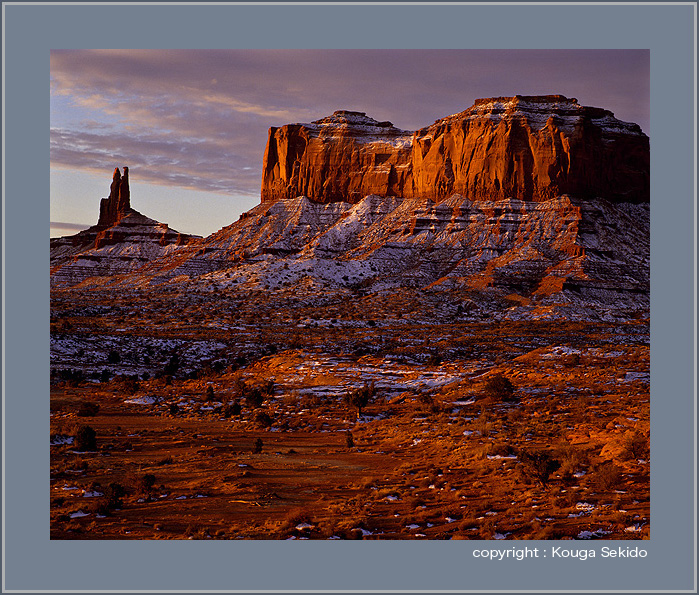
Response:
[261, 96, 649, 204]
[262, 111, 413, 204]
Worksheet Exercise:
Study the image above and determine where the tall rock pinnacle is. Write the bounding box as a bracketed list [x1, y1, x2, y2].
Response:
[98, 167, 133, 226]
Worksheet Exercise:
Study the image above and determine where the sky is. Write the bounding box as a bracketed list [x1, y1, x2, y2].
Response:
[50, 49, 650, 238]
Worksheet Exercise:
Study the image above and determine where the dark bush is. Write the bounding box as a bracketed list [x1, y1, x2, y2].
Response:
[344, 382, 375, 418]
[222, 401, 242, 418]
[621, 431, 649, 461]
[517, 449, 560, 487]
[139, 473, 157, 495]
[253, 438, 263, 454]
[244, 386, 264, 409]
[426, 351, 442, 366]
[204, 386, 215, 402]
[107, 350, 121, 364]
[261, 379, 275, 397]
[169, 403, 180, 415]
[255, 411, 273, 428]
[74, 425, 97, 451]
[102, 482, 125, 511]
[486, 442, 515, 458]
[164, 353, 180, 376]
[593, 461, 624, 491]
[483, 374, 516, 402]
[556, 444, 590, 479]
[100, 369, 112, 383]
[59, 368, 85, 387]
[77, 402, 100, 417]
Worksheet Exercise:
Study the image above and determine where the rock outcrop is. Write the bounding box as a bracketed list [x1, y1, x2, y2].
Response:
[51, 167, 200, 287]
[97, 167, 133, 226]
[261, 96, 649, 205]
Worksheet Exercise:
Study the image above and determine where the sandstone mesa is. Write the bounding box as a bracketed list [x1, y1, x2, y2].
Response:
[261, 95, 648, 205]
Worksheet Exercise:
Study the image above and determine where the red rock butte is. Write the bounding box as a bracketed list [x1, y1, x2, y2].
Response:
[261, 95, 649, 205]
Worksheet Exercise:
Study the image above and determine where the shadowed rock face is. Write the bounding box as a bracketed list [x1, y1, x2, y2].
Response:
[98, 167, 133, 226]
[261, 96, 649, 205]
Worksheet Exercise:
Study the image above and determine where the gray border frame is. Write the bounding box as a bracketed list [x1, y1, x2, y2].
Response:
[2, 1, 696, 592]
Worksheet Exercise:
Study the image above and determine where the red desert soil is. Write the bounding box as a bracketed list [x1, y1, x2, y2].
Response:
[51, 313, 649, 540]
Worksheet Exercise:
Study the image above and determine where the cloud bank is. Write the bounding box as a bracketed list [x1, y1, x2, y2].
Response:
[51, 49, 650, 200]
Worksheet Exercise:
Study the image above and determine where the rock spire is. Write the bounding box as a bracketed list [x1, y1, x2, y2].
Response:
[98, 167, 133, 226]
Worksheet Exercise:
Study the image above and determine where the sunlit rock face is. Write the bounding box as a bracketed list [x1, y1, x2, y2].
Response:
[261, 96, 649, 205]
[261, 111, 413, 204]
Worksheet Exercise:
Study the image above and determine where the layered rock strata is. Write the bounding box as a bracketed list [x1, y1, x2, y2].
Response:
[261, 96, 649, 205]
[115, 193, 649, 316]
[262, 110, 413, 204]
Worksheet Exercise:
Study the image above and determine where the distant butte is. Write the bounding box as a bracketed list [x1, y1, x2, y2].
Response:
[261, 95, 649, 205]
[50, 167, 200, 287]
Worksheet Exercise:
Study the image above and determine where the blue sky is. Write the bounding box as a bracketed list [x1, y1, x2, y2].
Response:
[50, 49, 650, 238]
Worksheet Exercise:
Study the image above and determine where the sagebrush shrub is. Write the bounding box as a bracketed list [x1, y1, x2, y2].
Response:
[593, 461, 624, 491]
[74, 425, 97, 451]
[255, 411, 272, 428]
[222, 401, 241, 418]
[517, 449, 560, 487]
[345, 382, 375, 418]
[483, 374, 516, 402]
[139, 473, 157, 495]
[622, 431, 649, 461]
[204, 386, 215, 402]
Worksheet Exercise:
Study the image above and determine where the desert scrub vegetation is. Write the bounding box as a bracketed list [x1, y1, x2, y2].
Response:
[592, 461, 625, 492]
[50, 303, 649, 540]
[73, 424, 97, 451]
[556, 443, 590, 480]
[621, 431, 649, 461]
[344, 382, 376, 418]
[481, 373, 516, 402]
[517, 449, 561, 487]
